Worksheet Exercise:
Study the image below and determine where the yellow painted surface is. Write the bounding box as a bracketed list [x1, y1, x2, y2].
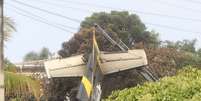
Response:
[81, 76, 92, 97]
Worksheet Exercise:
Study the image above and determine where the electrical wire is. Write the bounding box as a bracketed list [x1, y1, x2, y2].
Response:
[6, 7, 75, 33]
[7, 0, 201, 34]
[50, 0, 201, 23]
[12, 0, 81, 23]
[152, 0, 201, 13]
[6, 3, 78, 30]
[26, 0, 94, 13]
[12, 0, 201, 23]
[144, 22, 201, 34]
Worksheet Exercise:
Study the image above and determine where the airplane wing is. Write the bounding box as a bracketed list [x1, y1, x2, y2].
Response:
[44, 49, 148, 78]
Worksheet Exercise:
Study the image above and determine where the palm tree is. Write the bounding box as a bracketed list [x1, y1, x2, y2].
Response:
[1, 16, 16, 100]
[1, 16, 42, 100]
[0, 1, 5, 100]
[3, 17, 16, 41]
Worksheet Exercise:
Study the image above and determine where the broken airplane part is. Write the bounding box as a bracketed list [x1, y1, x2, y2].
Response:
[44, 24, 158, 101]
[44, 24, 157, 81]
[44, 49, 148, 78]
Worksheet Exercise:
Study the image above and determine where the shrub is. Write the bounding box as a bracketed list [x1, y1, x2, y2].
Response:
[104, 66, 201, 101]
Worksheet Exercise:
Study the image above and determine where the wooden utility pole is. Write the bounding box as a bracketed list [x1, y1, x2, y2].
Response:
[0, 0, 4, 100]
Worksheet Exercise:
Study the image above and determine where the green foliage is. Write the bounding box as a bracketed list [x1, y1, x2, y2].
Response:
[104, 66, 201, 101]
[23, 51, 39, 61]
[163, 39, 197, 53]
[197, 48, 201, 57]
[23, 47, 51, 61]
[180, 52, 201, 67]
[4, 59, 42, 101]
[146, 47, 201, 78]
[3, 17, 16, 41]
[55, 11, 201, 101]
[4, 59, 17, 72]
[39, 47, 51, 60]
[81, 11, 146, 44]
[5, 72, 41, 101]
[59, 11, 160, 57]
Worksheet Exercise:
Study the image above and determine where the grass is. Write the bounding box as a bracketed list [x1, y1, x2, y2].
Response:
[5, 72, 42, 101]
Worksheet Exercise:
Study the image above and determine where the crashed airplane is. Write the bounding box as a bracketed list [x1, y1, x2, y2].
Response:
[44, 24, 157, 101]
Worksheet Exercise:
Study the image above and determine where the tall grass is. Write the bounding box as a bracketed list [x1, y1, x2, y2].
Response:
[5, 72, 41, 101]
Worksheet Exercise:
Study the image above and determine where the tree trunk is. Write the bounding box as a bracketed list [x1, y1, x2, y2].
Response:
[0, 0, 4, 100]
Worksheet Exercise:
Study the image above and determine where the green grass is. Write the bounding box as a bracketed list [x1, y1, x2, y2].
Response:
[104, 66, 201, 101]
[5, 72, 41, 101]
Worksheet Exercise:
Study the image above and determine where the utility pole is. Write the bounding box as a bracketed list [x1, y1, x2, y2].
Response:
[0, 0, 4, 100]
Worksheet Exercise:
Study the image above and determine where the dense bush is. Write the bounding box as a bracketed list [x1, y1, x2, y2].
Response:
[146, 48, 201, 78]
[104, 66, 201, 101]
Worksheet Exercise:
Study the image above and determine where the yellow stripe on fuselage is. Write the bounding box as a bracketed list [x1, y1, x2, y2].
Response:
[81, 76, 92, 97]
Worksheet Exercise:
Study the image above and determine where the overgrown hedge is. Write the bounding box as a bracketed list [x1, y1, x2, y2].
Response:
[104, 66, 201, 101]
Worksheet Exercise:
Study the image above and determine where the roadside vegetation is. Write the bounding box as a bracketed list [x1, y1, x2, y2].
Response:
[104, 66, 201, 101]
[4, 59, 42, 101]
[3, 11, 201, 100]
[3, 17, 42, 101]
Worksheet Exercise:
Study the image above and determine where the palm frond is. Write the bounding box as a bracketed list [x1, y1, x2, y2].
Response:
[3, 17, 16, 41]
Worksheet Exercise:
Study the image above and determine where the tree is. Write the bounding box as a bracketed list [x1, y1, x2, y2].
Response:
[198, 48, 201, 57]
[59, 11, 160, 57]
[39, 47, 51, 60]
[81, 11, 146, 43]
[1, 17, 42, 100]
[23, 51, 39, 61]
[3, 17, 16, 41]
[1, 16, 16, 101]
[163, 39, 197, 53]
[180, 39, 197, 53]
[0, 1, 3, 100]
[53, 11, 160, 101]
[4, 58, 17, 72]
[23, 47, 51, 61]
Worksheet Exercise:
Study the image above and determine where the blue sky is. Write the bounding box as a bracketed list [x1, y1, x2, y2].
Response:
[4, 0, 201, 62]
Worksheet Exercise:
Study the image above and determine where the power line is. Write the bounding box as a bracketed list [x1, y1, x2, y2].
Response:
[12, 0, 81, 23]
[144, 22, 201, 34]
[54, 0, 201, 23]
[7, 9, 201, 37]
[6, 3, 78, 30]
[153, 0, 201, 13]
[31, 0, 201, 34]
[6, 7, 75, 33]
[7, 0, 201, 34]
[26, 0, 94, 13]
[12, 0, 201, 23]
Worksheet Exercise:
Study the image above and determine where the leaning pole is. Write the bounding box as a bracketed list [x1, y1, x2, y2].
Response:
[0, 0, 4, 100]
